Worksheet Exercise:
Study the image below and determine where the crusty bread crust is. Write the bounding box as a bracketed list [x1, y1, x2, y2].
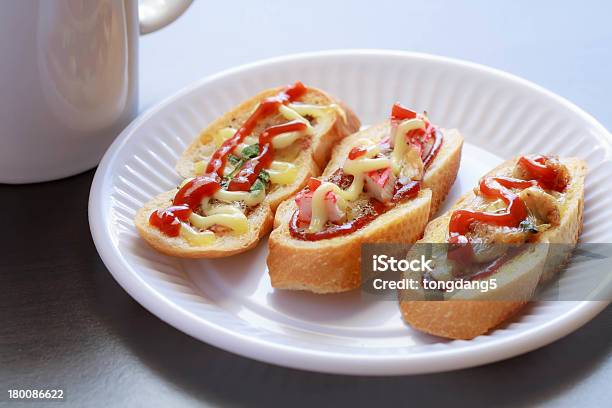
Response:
[134, 86, 360, 258]
[401, 301, 528, 340]
[399, 157, 587, 339]
[267, 124, 464, 293]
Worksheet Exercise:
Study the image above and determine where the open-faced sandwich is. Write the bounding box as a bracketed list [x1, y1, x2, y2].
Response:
[267, 104, 464, 293]
[399, 155, 587, 339]
[135, 82, 360, 258]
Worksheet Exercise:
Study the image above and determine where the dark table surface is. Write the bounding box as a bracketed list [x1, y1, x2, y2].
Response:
[3, 1, 612, 407]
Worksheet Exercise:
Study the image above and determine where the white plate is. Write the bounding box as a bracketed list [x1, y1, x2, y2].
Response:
[89, 50, 611, 375]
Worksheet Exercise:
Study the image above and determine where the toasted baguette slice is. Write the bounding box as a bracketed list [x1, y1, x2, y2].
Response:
[399, 157, 587, 339]
[267, 123, 464, 293]
[135, 190, 274, 258]
[135, 85, 360, 258]
[176, 87, 360, 203]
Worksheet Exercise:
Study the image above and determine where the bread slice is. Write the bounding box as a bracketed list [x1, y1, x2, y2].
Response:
[135, 85, 360, 258]
[399, 157, 587, 339]
[267, 123, 464, 293]
[134, 190, 274, 258]
[176, 87, 360, 201]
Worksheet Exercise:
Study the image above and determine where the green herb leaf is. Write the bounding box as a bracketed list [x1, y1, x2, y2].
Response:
[242, 143, 260, 159]
[250, 178, 266, 193]
[228, 154, 241, 166]
[222, 155, 244, 188]
[258, 169, 270, 184]
[225, 158, 245, 180]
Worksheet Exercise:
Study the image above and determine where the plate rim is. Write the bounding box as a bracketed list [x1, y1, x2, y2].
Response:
[89, 49, 611, 375]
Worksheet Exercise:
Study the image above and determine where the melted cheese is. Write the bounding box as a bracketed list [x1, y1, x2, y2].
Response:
[287, 103, 347, 124]
[268, 161, 298, 185]
[194, 159, 234, 175]
[206, 205, 243, 216]
[273, 103, 345, 148]
[236, 133, 301, 151]
[308, 182, 348, 232]
[391, 118, 425, 176]
[193, 161, 206, 175]
[214, 188, 265, 207]
[278, 105, 314, 135]
[244, 136, 258, 145]
[214, 127, 237, 147]
[307, 139, 389, 232]
[182, 100, 343, 240]
[340, 140, 389, 201]
[180, 224, 216, 245]
[188, 206, 248, 234]
[269, 130, 304, 149]
[179, 205, 248, 245]
[343, 156, 391, 174]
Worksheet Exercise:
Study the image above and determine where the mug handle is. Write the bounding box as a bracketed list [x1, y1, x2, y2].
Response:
[138, 0, 194, 34]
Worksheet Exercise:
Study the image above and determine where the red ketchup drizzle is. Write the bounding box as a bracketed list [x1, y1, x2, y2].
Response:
[448, 177, 535, 238]
[348, 146, 368, 160]
[173, 174, 221, 209]
[392, 180, 421, 202]
[148, 205, 191, 237]
[446, 156, 564, 271]
[289, 198, 387, 241]
[289, 103, 439, 241]
[517, 155, 564, 191]
[308, 177, 322, 190]
[391, 103, 417, 120]
[228, 121, 307, 191]
[149, 82, 307, 236]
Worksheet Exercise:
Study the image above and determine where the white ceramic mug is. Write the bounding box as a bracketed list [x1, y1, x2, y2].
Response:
[0, 0, 192, 184]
